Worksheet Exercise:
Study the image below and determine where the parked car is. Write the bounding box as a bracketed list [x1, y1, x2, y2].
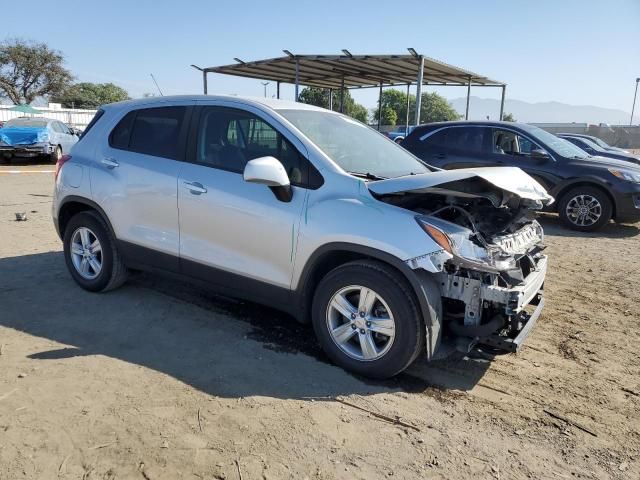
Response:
[53, 96, 550, 378]
[557, 133, 629, 154]
[0, 117, 78, 164]
[401, 121, 640, 231]
[386, 126, 416, 143]
[557, 134, 640, 165]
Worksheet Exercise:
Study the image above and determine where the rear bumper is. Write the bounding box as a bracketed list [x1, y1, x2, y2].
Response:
[0, 144, 53, 157]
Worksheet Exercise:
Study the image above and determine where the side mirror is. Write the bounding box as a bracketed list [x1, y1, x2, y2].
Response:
[530, 148, 550, 160]
[243, 156, 292, 202]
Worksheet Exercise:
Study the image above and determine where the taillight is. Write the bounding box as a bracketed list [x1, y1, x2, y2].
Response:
[55, 154, 71, 180]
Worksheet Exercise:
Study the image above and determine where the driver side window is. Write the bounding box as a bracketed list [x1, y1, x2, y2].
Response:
[196, 107, 308, 185]
[492, 129, 540, 157]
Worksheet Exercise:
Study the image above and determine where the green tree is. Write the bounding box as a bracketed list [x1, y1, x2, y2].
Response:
[55, 82, 129, 109]
[373, 89, 460, 125]
[298, 87, 369, 123]
[502, 112, 516, 122]
[379, 106, 397, 126]
[0, 38, 72, 105]
[349, 103, 369, 123]
[373, 89, 412, 125]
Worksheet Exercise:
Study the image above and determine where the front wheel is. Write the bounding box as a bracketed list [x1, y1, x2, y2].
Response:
[311, 260, 425, 379]
[558, 186, 612, 231]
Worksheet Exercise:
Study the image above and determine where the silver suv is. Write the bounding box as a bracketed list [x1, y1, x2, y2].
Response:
[52, 96, 552, 378]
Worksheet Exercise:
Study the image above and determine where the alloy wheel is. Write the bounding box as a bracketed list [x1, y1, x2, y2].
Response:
[326, 285, 396, 361]
[70, 227, 103, 280]
[565, 194, 602, 227]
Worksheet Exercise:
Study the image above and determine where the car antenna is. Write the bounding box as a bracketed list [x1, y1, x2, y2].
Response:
[150, 73, 164, 96]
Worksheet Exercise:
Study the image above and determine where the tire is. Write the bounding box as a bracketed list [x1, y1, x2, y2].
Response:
[50, 145, 62, 164]
[311, 260, 425, 379]
[63, 211, 128, 292]
[557, 186, 612, 232]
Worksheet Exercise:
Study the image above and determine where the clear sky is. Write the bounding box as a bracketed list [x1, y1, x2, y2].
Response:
[2, 0, 639, 113]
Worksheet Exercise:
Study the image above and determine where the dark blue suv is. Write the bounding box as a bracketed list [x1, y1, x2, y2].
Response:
[401, 121, 640, 231]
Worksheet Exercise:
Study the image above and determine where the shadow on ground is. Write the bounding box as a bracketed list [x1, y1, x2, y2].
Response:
[0, 157, 54, 167]
[0, 251, 491, 400]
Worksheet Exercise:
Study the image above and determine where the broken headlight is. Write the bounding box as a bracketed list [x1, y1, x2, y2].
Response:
[416, 216, 517, 272]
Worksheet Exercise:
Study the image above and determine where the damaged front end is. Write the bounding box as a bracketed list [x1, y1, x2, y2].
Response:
[369, 167, 553, 353]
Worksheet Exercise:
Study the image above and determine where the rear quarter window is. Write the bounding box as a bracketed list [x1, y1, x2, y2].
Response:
[108, 107, 187, 160]
[79, 109, 105, 140]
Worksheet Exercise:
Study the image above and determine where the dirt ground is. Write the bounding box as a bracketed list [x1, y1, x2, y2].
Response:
[1, 164, 639, 480]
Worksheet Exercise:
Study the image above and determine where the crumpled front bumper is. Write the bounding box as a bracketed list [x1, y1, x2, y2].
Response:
[438, 254, 547, 352]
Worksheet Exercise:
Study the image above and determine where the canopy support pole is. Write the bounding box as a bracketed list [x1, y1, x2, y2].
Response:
[329, 88, 333, 110]
[294, 59, 300, 102]
[414, 56, 424, 125]
[339, 76, 345, 113]
[377, 81, 383, 131]
[202, 71, 208, 95]
[465, 76, 471, 120]
[499, 85, 506, 120]
[276, 81, 280, 99]
[405, 83, 410, 135]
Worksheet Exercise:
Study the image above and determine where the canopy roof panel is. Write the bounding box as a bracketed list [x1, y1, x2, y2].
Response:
[203, 53, 504, 89]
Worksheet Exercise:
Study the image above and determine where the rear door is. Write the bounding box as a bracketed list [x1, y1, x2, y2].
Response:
[418, 126, 491, 169]
[177, 104, 310, 290]
[91, 104, 192, 271]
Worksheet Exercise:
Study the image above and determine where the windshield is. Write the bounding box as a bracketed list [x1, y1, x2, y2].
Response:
[4, 118, 48, 128]
[278, 109, 430, 178]
[519, 124, 589, 159]
[589, 137, 611, 149]
[577, 137, 607, 153]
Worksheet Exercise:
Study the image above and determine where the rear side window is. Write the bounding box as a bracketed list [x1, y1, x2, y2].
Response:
[109, 111, 136, 149]
[447, 127, 486, 152]
[422, 128, 449, 149]
[79, 109, 105, 140]
[422, 127, 488, 153]
[109, 106, 187, 160]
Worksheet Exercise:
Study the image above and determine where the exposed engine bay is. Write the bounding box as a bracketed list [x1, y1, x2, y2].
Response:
[371, 173, 551, 353]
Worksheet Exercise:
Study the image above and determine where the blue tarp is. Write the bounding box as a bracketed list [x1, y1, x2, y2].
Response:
[0, 126, 48, 146]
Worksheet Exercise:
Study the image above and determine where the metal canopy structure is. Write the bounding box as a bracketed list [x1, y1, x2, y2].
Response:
[192, 49, 507, 127]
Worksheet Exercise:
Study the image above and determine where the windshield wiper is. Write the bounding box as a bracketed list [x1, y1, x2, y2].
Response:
[348, 171, 387, 181]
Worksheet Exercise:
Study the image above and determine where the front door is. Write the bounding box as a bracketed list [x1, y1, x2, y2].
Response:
[489, 128, 557, 190]
[178, 106, 309, 290]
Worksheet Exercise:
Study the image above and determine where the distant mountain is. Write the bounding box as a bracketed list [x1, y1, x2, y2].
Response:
[449, 96, 631, 124]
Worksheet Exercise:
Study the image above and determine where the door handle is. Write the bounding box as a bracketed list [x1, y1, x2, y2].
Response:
[101, 157, 119, 169]
[183, 181, 207, 195]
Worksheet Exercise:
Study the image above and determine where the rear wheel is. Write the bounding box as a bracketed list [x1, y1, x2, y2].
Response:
[312, 260, 425, 379]
[558, 186, 612, 231]
[63, 211, 128, 292]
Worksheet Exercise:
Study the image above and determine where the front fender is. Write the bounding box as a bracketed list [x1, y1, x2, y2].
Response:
[293, 186, 448, 290]
[549, 175, 616, 199]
